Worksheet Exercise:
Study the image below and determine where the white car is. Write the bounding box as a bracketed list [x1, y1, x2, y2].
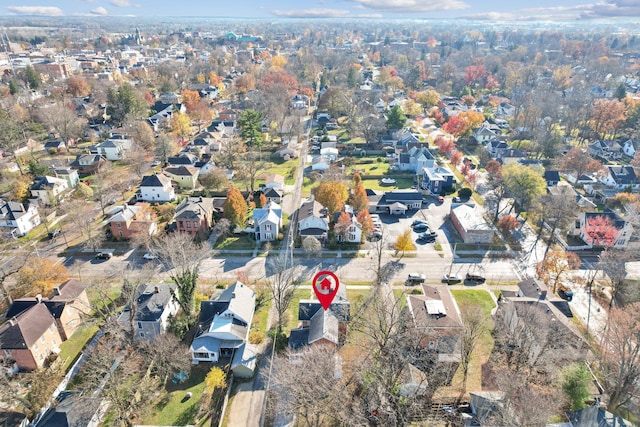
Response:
[143, 253, 158, 260]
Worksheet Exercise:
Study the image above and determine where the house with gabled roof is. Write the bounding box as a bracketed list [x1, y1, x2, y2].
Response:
[173, 196, 215, 239]
[191, 281, 255, 363]
[622, 138, 638, 158]
[0, 303, 62, 371]
[297, 198, 330, 242]
[421, 164, 455, 195]
[405, 284, 464, 363]
[34, 390, 105, 427]
[262, 187, 283, 204]
[107, 203, 157, 240]
[472, 126, 499, 145]
[289, 286, 350, 350]
[0, 199, 41, 238]
[136, 173, 175, 202]
[397, 146, 435, 173]
[94, 137, 132, 161]
[70, 153, 106, 175]
[29, 175, 69, 205]
[253, 201, 282, 242]
[117, 283, 179, 340]
[570, 209, 633, 249]
[164, 165, 200, 189]
[53, 167, 79, 189]
[167, 152, 198, 167]
[599, 165, 640, 191]
[375, 190, 423, 214]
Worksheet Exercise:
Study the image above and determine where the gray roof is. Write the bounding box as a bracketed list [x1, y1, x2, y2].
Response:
[0, 303, 56, 350]
[35, 391, 102, 427]
[123, 283, 177, 322]
[566, 406, 633, 427]
[140, 173, 171, 188]
[174, 196, 214, 221]
[217, 281, 255, 325]
[308, 309, 339, 345]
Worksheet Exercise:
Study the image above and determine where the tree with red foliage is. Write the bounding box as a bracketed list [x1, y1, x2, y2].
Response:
[450, 151, 463, 167]
[485, 74, 500, 90]
[259, 70, 299, 94]
[498, 215, 519, 233]
[485, 160, 503, 181]
[430, 109, 445, 125]
[443, 116, 469, 138]
[583, 214, 620, 247]
[334, 211, 353, 242]
[464, 64, 487, 86]
[559, 147, 603, 179]
[460, 162, 471, 177]
[466, 172, 479, 189]
[436, 137, 455, 156]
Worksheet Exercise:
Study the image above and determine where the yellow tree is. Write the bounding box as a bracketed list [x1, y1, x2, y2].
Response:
[394, 229, 415, 257]
[536, 249, 580, 294]
[180, 89, 201, 111]
[270, 55, 287, 69]
[17, 257, 69, 296]
[205, 366, 227, 392]
[313, 181, 349, 215]
[171, 111, 192, 142]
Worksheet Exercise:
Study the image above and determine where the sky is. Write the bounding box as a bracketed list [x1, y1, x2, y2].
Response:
[4, 0, 640, 21]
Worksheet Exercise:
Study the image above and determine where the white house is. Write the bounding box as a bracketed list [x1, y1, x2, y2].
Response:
[599, 165, 640, 191]
[253, 201, 282, 242]
[29, 175, 69, 205]
[335, 213, 362, 243]
[397, 146, 436, 173]
[0, 200, 41, 238]
[136, 173, 176, 202]
[94, 137, 132, 161]
[571, 210, 633, 249]
[622, 139, 637, 158]
[298, 199, 330, 242]
[191, 281, 255, 363]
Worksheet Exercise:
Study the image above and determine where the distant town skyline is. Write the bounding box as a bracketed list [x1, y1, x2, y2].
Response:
[3, 0, 640, 21]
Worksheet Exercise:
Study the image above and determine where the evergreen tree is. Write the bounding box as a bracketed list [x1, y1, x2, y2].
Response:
[385, 105, 407, 130]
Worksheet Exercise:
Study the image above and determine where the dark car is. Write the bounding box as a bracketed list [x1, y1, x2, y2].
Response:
[48, 229, 60, 240]
[413, 223, 429, 232]
[95, 252, 112, 260]
[406, 273, 426, 285]
[411, 219, 428, 227]
[417, 232, 437, 243]
[466, 273, 486, 283]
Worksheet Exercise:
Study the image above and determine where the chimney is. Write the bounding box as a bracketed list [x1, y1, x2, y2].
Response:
[231, 292, 236, 299]
[9, 317, 17, 326]
[540, 289, 547, 300]
[53, 287, 61, 296]
[35, 294, 42, 304]
[154, 286, 160, 294]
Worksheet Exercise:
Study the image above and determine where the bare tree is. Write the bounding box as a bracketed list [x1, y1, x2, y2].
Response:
[61, 199, 105, 253]
[598, 248, 631, 308]
[598, 302, 640, 412]
[265, 252, 303, 333]
[154, 232, 207, 318]
[35, 103, 85, 146]
[530, 188, 580, 254]
[458, 302, 489, 400]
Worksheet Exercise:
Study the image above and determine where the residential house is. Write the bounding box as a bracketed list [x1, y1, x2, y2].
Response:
[297, 199, 330, 242]
[44, 140, 66, 152]
[397, 146, 435, 173]
[136, 173, 176, 202]
[107, 204, 157, 240]
[173, 196, 215, 239]
[34, 391, 105, 427]
[622, 138, 637, 158]
[218, 109, 240, 122]
[396, 129, 420, 148]
[117, 283, 179, 340]
[543, 170, 561, 187]
[291, 94, 310, 112]
[450, 203, 494, 244]
[486, 140, 509, 158]
[262, 187, 284, 204]
[570, 210, 633, 249]
[599, 165, 640, 191]
[496, 102, 515, 118]
[374, 190, 423, 214]
[333, 206, 363, 243]
[548, 182, 597, 210]
[29, 175, 69, 205]
[0, 200, 41, 238]
[0, 303, 62, 371]
[230, 342, 258, 379]
[7, 279, 92, 342]
[263, 173, 285, 191]
[253, 201, 282, 242]
[167, 152, 198, 167]
[289, 285, 350, 350]
[191, 281, 255, 363]
[70, 154, 106, 175]
[164, 165, 200, 190]
[94, 137, 132, 161]
[498, 148, 528, 164]
[566, 406, 634, 427]
[472, 126, 499, 145]
[421, 164, 455, 195]
[53, 167, 79, 189]
[405, 284, 464, 362]
[589, 140, 623, 161]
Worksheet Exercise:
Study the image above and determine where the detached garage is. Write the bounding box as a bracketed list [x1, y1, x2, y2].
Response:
[389, 202, 408, 215]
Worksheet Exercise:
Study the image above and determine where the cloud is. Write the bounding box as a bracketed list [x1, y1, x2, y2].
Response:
[348, 0, 469, 14]
[110, 0, 132, 7]
[579, 0, 640, 18]
[271, 8, 351, 17]
[90, 6, 108, 15]
[6, 6, 64, 16]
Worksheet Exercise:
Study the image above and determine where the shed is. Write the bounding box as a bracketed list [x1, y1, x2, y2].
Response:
[231, 343, 257, 378]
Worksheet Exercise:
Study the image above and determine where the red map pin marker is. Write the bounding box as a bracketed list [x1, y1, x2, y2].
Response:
[313, 270, 340, 310]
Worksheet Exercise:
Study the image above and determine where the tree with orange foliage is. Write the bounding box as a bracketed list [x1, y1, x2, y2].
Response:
[313, 181, 348, 215]
[436, 137, 455, 155]
[583, 214, 620, 247]
[350, 184, 369, 212]
[208, 71, 223, 86]
[356, 210, 374, 239]
[498, 215, 519, 233]
[443, 116, 469, 138]
[464, 64, 487, 87]
[536, 249, 580, 294]
[450, 150, 463, 167]
[559, 147, 603, 179]
[234, 74, 256, 94]
[67, 76, 91, 97]
[180, 89, 201, 112]
[334, 212, 352, 242]
[259, 70, 299, 93]
[590, 98, 625, 138]
[270, 55, 287, 69]
[189, 101, 213, 132]
[17, 257, 69, 296]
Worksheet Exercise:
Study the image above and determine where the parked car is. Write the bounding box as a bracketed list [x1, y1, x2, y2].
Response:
[151, 160, 161, 167]
[95, 252, 112, 260]
[442, 274, 462, 284]
[411, 219, 428, 227]
[417, 231, 437, 242]
[368, 231, 383, 241]
[406, 273, 426, 285]
[437, 195, 445, 204]
[48, 229, 60, 240]
[143, 252, 158, 260]
[413, 223, 429, 232]
[465, 273, 486, 283]
[326, 122, 340, 130]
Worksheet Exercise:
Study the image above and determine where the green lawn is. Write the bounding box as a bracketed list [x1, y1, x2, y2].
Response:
[214, 235, 256, 250]
[57, 324, 100, 372]
[346, 160, 390, 176]
[143, 364, 211, 426]
[86, 285, 122, 318]
[361, 177, 414, 191]
[251, 294, 271, 335]
[286, 288, 313, 332]
[261, 158, 299, 185]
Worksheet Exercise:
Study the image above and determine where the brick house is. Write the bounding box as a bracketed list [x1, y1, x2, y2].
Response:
[107, 204, 157, 240]
[0, 303, 62, 371]
[173, 196, 215, 239]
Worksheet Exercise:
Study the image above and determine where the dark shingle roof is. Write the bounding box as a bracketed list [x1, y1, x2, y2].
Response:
[140, 173, 171, 187]
[288, 328, 310, 350]
[0, 304, 56, 350]
[128, 283, 177, 322]
[34, 391, 102, 427]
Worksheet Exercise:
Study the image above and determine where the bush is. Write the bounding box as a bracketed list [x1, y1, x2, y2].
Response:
[249, 331, 264, 344]
[458, 187, 473, 199]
